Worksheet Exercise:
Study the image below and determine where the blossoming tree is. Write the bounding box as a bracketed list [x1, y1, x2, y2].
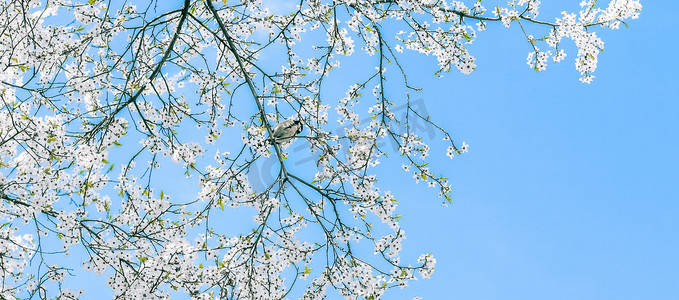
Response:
[0, 0, 641, 298]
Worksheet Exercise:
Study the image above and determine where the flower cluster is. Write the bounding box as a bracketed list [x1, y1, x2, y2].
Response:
[0, 0, 640, 298]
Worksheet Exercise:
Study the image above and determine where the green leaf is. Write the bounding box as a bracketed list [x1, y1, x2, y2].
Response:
[88, 0, 95, 4]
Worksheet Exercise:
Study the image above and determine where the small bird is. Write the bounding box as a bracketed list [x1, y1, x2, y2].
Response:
[271, 118, 303, 145]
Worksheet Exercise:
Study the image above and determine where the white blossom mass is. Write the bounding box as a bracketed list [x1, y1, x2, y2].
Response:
[0, 0, 641, 298]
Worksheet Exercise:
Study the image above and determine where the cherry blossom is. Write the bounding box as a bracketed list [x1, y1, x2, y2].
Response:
[0, 0, 640, 298]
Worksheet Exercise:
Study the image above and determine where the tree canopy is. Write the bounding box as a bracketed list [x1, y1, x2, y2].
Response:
[0, 0, 641, 298]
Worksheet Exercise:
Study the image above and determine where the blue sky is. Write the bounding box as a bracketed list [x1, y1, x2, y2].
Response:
[388, 1, 679, 299]
[36, 1, 677, 299]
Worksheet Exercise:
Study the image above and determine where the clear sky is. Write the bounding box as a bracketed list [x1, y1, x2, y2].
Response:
[386, 1, 679, 299]
[40, 1, 677, 299]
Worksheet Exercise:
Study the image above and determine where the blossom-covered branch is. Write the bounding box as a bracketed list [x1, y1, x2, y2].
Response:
[0, 0, 640, 298]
